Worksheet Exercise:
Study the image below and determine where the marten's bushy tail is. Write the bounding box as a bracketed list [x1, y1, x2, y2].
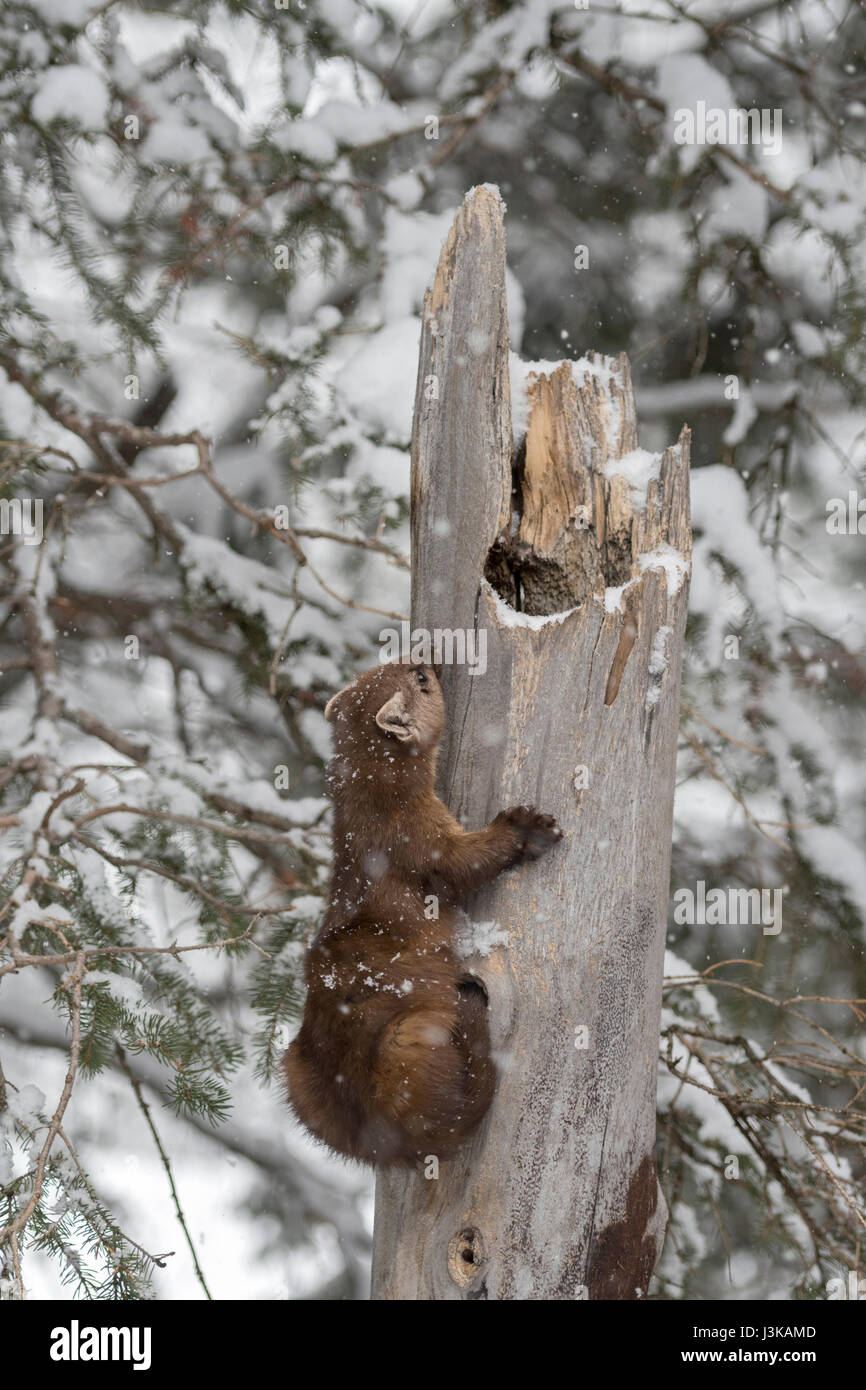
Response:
[284, 981, 495, 1165]
[365, 981, 494, 1162]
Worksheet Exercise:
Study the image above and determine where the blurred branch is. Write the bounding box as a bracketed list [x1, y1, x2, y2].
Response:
[556, 46, 793, 202]
[0, 921, 270, 982]
[0, 952, 84, 1244]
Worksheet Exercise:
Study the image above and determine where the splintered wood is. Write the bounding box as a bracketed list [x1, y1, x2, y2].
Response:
[372, 184, 691, 1301]
[489, 356, 690, 618]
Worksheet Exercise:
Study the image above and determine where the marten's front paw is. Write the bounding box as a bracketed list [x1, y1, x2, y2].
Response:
[498, 805, 563, 861]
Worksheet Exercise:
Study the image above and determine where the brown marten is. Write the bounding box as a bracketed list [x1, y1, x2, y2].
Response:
[283, 660, 562, 1165]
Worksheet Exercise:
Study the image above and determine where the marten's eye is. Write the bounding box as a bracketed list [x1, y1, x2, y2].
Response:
[415, 668, 428, 687]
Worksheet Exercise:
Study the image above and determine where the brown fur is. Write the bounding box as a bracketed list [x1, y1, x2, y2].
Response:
[283, 661, 562, 1165]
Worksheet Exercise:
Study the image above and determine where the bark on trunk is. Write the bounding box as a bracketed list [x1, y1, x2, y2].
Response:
[371, 185, 691, 1301]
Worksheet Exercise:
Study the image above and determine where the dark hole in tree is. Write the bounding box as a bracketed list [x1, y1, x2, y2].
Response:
[448, 1227, 484, 1286]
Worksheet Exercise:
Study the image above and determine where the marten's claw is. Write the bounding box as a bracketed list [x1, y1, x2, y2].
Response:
[500, 805, 563, 859]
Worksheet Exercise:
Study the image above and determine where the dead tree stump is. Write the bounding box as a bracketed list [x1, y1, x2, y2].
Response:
[371, 185, 691, 1301]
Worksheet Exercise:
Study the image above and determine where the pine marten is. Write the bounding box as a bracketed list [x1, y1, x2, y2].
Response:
[283, 660, 562, 1165]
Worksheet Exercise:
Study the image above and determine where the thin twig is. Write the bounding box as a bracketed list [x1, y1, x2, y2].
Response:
[0, 921, 271, 981]
[115, 1046, 213, 1299]
[681, 699, 770, 756]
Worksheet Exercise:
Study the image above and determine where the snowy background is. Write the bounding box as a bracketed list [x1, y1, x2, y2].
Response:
[1, 0, 864, 1300]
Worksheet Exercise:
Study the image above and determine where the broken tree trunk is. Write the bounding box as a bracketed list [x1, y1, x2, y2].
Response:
[370, 185, 691, 1301]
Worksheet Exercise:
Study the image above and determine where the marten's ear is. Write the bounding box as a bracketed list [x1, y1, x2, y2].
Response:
[324, 682, 353, 723]
[325, 676, 363, 722]
[375, 690, 413, 742]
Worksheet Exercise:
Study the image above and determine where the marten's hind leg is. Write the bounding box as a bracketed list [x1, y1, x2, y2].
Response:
[370, 990, 495, 1160]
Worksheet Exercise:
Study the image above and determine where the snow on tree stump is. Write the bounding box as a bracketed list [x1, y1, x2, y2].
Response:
[371, 185, 691, 1301]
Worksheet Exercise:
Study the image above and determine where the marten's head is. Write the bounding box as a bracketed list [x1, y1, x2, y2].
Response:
[324, 662, 445, 757]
